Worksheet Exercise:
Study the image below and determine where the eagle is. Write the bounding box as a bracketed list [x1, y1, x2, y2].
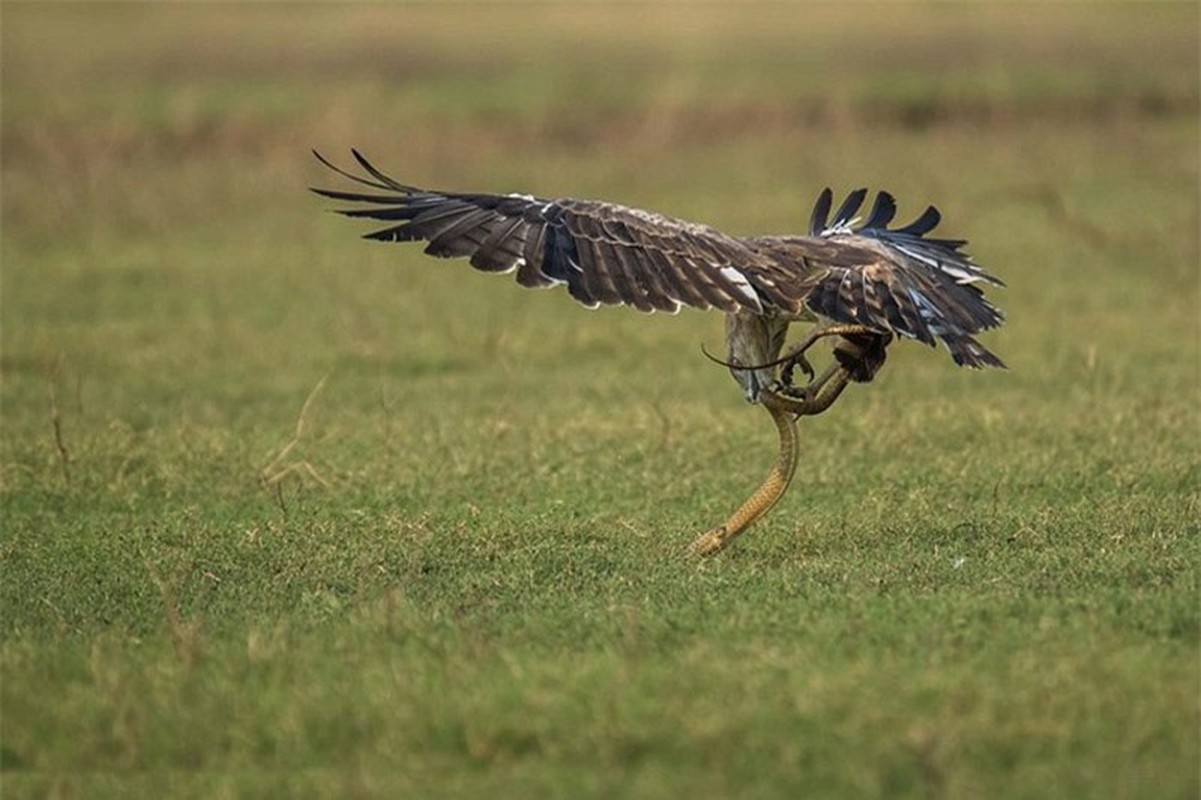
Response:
[313, 150, 1005, 555]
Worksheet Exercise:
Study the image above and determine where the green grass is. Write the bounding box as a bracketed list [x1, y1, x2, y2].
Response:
[2, 3, 1198, 798]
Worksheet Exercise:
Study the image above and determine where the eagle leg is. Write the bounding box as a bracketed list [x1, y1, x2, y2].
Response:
[771, 361, 852, 417]
[689, 364, 855, 557]
[779, 323, 880, 389]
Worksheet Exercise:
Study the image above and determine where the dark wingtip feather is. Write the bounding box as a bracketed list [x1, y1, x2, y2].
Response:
[896, 205, 941, 236]
[981, 271, 1007, 289]
[350, 149, 412, 192]
[309, 186, 413, 204]
[957, 352, 1008, 370]
[949, 338, 1007, 370]
[831, 188, 868, 228]
[312, 149, 338, 172]
[363, 226, 408, 242]
[312, 148, 396, 192]
[312, 146, 401, 192]
[312, 148, 423, 196]
[863, 191, 897, 230]
[809, 188, 833, 235]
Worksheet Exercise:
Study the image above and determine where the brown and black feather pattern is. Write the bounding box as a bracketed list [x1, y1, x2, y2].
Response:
[750, 187, 1006, 368]
[313, 151, 1004, 368]
[311, 150, 811, 315]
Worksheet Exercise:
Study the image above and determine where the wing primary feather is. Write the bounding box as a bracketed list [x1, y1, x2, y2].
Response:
[863, 192, 897, 229]
[335, 203, 435, 221]
[312, 150, 394, 192]
[896, 205, 941, 236]
[424, 208, 497, 257]
[350, 149, 416, 193]
[830, 188, 868, 229]
[310, 186, 414, 204]
[360, 202, 475, 242]
[944, 333, 1008, 369]
[808, 188, 833, 235]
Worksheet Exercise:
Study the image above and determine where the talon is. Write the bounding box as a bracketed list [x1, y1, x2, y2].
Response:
[780, 352, 815, 387]
[774, 380, 813, 404]
[796, 353, 816, 383]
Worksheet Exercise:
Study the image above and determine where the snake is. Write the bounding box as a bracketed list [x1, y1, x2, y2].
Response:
[689, 391, 800, 557]
[689, 356, 856, 556]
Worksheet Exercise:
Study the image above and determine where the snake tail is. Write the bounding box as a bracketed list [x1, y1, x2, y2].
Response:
[690, 395, 799, 556]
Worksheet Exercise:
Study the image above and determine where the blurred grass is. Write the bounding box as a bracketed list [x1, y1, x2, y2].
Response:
[2, 3, 1199, 799]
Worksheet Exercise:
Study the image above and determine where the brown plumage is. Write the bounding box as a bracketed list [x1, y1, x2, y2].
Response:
[313, 151, 1003, 395]
[313, 150, 1006, 553]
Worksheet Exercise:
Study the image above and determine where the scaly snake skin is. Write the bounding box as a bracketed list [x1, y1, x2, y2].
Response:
[689, 391, 799, 556]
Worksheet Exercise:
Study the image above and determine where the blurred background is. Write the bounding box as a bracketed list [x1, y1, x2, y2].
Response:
[2, 2, 1197, 507]
[2, 4, 1198, 791]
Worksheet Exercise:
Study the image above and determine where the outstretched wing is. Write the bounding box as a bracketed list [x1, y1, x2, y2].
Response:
[312, 150, 809, 315]
[749, 189, 1006, 368]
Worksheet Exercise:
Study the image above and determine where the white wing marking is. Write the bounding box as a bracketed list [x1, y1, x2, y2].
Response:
[718, 265, 763, 311]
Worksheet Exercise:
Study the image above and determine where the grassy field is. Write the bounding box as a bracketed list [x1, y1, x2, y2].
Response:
[2, 4, 1198, 798]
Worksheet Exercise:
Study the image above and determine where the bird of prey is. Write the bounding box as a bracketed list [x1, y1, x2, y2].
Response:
[313, 150, 1005, 555]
